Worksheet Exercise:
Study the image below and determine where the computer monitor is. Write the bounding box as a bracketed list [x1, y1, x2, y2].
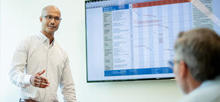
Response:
[85, 0, 217, 82]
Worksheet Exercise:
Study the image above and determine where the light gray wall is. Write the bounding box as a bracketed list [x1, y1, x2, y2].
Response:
[0, 0, 2, 101]
[0, 0, 3, 101]
[0, 0, 183, 102]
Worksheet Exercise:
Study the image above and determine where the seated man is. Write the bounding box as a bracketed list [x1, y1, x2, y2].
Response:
[173, 28, 220, 102]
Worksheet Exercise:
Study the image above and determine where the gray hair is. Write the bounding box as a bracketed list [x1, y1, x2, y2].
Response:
[174, 28, 220, 82]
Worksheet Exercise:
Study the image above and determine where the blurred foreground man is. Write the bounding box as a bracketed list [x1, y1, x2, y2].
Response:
[9, 5, 77, 102]
[173, 28, 220, 102]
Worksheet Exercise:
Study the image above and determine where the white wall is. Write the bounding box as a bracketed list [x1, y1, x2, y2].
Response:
[0, 0, 2, 101]
[0, 0, 182, 102]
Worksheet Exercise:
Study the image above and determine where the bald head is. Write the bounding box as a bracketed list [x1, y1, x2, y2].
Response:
[41, 5, 61, 17]
[40, 5, 61, 36]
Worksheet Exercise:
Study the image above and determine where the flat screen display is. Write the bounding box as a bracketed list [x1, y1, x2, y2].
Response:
[85, 0, 216, 82]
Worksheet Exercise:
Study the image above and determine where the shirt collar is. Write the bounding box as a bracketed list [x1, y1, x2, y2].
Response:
[38, 32, 55, 46]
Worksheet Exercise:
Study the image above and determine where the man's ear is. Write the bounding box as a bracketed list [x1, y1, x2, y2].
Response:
[40, 16, 42, 22]
[179, 60, 189, 79]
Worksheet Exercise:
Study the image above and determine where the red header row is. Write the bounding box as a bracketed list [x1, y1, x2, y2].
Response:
[133, 0, 191, 8]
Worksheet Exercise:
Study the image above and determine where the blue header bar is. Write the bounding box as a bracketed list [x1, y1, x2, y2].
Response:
[86, 0, 158, 9]
[104, 67, 173, 76]
[103, 4, 129, 12]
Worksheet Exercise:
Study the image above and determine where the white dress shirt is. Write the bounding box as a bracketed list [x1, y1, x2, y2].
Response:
[9, 33, 77, 102]
[179, 76, 220, 102]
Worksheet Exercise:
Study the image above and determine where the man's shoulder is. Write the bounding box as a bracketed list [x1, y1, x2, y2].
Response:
[180, 95, 220, 102]
[179, 82, 220, 102]
[21, 34, 39, 43]
[16, 34, 39, 48]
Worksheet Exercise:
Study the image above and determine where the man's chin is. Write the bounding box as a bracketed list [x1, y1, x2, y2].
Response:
[46, 30, 56, 34]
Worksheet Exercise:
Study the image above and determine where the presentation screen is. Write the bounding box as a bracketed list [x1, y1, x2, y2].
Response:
[85, 0, 216, 82]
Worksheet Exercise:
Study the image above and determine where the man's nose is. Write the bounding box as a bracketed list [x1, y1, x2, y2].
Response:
[50, 19, 55, 25]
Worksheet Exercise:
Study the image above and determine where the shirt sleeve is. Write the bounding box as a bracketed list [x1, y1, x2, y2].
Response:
[60, 56, 77, 102]
[9, 39, 32, 88]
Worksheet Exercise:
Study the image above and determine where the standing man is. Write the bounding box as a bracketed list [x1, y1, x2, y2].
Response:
[172, 28, 220, 102]
[9, 5, 77, 102]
